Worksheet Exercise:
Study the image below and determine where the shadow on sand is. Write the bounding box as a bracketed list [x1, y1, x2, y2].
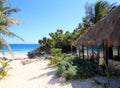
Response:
[48, 75, 120, 88]
[29, 69, 57, 80]
[28, 67, 120, 88]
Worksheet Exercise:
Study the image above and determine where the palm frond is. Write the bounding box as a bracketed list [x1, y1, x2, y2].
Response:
[0, 28, 24, 41]
[0, 36, 14, 59]
[0, 10, 8, 22]
[8, 32, 24, 41]
[7, 18, 21, 26]
[4, 8, 20, 15]
[0, 26, 9, 35]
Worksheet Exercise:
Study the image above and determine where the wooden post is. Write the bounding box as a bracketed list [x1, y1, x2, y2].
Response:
[79, 48, 80, 58]
[106, 46, 109, 65]
[103, 46, 105, 58]
[103, 45, 108, 65]
[97, 46, 100, 58]
[82, 45, 84, 61]
[118, 46, 119, 57]
[92, 46, 94, 59]
[108, 47, 113, 59]
[87, 46, 88, 58]
[77, 46, 80, 58]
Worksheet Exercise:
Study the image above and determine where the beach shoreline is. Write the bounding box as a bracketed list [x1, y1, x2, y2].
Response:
[0, 52, 28, 59]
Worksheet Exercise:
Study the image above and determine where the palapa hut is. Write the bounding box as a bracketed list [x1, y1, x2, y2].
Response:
[73, 6, 120, 63]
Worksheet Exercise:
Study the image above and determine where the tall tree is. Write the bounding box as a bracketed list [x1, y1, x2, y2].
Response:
[49, 29, 63, 48]
[0, 0, 23, 58]
[85, 0, 115, 24]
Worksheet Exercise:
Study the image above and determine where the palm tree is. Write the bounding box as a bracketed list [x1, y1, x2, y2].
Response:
[85, 0, 115, 24]
[0, 0, 23, 58]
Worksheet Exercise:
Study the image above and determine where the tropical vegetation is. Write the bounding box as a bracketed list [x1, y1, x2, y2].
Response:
[0, 0, 23, 79]
[0, 59, 11, 80]
[36, 0, 118, 81]
[0, 0, 23, 57]
[56, 56, 98, 80]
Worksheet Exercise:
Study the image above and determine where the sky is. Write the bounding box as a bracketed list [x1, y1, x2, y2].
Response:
[6, 0, 120, 44]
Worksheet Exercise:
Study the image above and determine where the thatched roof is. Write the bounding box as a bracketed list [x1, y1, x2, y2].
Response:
[73, 6, 120, 47]
[72, 25, 95, 46]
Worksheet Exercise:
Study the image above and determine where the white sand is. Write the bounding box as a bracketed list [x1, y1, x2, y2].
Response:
[0, 52, 120, 88]
[0, 52, 28, 59]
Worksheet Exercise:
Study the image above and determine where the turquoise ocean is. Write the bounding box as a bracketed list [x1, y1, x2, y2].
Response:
[1, 44, 39, 52]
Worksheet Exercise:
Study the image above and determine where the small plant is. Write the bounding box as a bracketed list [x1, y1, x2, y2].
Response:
[49, 48, 62, 66]
[0, 60, 10, 80]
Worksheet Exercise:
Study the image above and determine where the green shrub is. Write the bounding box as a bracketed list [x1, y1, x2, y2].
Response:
[0, 60, 10, 80]
[60, 54, 68, 59]
[49, 48, 62, 66]
[47, 55, 55, 60]
[50, 48, 62, 56]
[50, 57, 57, 65]
[77, 60, 97, 79]
[56, 56, 98, 80]
[49, 56, 62, 67]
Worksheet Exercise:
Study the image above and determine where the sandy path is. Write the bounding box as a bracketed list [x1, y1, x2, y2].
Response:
[0, 57, 120, 88]
[0, 59, 72, 88]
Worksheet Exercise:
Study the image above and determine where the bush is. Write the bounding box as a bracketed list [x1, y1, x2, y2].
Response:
[49, 54, 69, 66]
[50, 57, 57, 65]
[48, 55, 62, 66]
[49, 48, 62, 66]
[47, 55, 55, 60]
[77, 60, 97, 79]
[50, 48, 62, 56]
[0, 60, 10, 80]
[56, 56, 98, 80]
